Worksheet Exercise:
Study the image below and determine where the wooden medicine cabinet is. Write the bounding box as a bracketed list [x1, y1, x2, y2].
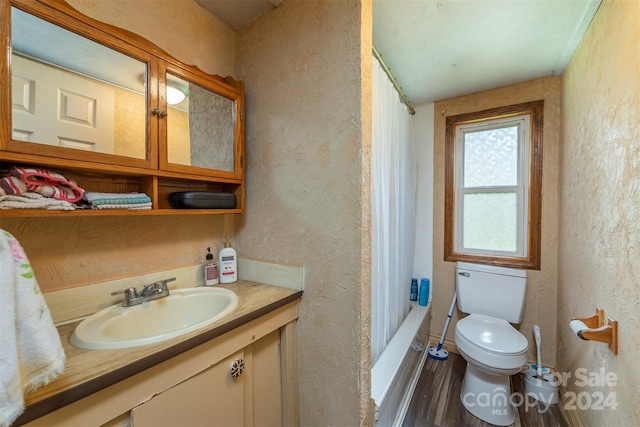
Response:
[0, 0, 245, 216]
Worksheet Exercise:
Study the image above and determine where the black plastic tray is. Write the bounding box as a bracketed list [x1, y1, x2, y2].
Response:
[169, 191, 236, 209]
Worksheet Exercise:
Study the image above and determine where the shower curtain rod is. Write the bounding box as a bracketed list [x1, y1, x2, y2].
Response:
[372, 45, 416, 116]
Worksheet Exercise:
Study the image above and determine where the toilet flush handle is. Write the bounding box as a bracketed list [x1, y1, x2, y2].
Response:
[458, 272, 470, 277]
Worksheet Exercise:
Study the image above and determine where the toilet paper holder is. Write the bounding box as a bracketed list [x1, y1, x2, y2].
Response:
[571, 307, 618, 354]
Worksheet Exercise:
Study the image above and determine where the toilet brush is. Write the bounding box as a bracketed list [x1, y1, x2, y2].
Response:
[531, 325, 551, 378]
[534, 325, 543, 378]
[428, 291, 457, 361]
[525, 325, 559, 403]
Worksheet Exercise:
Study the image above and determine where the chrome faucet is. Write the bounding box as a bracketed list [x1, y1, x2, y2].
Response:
[111, 277, 175, 307]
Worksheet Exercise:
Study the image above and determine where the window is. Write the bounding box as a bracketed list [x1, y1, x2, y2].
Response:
[444, 101, 543, 270]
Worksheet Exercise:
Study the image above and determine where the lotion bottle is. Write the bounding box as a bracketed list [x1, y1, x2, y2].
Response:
[204, 247, 219, 286]
[419, 278, 429, 306]
[219, 236, 237, 283]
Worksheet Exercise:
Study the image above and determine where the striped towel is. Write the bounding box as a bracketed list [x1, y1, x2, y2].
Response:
[0, 167, 84, 203]
[0, 176, 26, 197]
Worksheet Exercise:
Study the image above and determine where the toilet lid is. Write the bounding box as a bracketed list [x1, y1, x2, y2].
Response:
[456, 313, 528, 354]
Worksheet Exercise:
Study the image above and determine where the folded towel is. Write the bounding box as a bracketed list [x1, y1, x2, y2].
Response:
[83, 192, 150, 202]
[0, 192, 76, 211]
[10, 166, 84, 203]
[87, 196, 151, 206]
[91, 201, 152, 210]
[0, 230, 66, 427]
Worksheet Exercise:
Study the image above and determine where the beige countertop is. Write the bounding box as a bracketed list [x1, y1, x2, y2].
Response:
[17, 280, 303, 425]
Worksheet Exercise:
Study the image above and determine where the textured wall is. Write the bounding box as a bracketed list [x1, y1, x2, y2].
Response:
[0, 2, 235, 293]
[68, 0, 235, 78]
[236, 0, 372, 424]
[114, 88, 145, 159]
[167, 108, 190, 165]
[433, 77, 561, 366]
[559, 0, 640, 424]
[0, 216, 228, 292]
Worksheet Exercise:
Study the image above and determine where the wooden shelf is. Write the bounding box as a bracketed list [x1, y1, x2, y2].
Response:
[0, 208, 242, 217]
[0, 157, 244, 216]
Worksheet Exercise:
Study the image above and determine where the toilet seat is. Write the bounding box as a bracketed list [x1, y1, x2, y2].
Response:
[455, 313, 528, 371]
[457, 313, 528, 354]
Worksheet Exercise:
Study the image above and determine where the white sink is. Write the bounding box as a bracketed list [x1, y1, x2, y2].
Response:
[70, 287, 238, 350]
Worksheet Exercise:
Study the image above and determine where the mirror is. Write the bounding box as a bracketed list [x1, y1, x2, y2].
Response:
[11, 7, 148, 159]
[8, 5, 240, 175]
[166, 72, 236, 172]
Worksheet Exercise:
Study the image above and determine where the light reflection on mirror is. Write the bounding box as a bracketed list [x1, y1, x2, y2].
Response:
[10, 6, 147, 159]
[166, 81, 188, 105]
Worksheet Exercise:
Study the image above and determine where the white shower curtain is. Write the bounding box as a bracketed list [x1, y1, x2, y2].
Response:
[371, 54, 417, 365]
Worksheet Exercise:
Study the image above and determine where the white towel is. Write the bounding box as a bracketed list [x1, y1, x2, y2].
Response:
[0, 230, 66, 427]
[0, 192, 76, 211]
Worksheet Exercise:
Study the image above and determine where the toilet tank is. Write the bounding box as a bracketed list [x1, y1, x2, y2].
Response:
[456, 262, 527, 323]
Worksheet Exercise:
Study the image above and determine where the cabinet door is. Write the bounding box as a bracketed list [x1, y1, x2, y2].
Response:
[159, 62, 244, 180]
[131, 351, 246, 427]
[6, 3, 155, 169]
[252, 330, 283, 426]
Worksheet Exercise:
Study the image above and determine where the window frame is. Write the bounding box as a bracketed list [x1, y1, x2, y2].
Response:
[444, 100, 543, 270]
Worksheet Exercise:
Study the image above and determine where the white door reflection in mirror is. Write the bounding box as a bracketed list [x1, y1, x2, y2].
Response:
[12, 54, 115, 154]
[11, 6, 147, 159]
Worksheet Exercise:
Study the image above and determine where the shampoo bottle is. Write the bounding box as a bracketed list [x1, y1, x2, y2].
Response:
[410, 278, 418, 301]
[204, 247, 219, 286]
[219, 236, 237, 284]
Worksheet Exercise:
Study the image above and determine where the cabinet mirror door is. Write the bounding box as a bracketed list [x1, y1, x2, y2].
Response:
[162, 65, 243, 179]
[5, 3, 154, 169]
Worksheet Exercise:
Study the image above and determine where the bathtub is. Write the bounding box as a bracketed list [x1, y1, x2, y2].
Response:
[371, 302, 431, 426]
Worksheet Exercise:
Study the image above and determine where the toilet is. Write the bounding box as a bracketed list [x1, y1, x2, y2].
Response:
[454, 262, 528, 426]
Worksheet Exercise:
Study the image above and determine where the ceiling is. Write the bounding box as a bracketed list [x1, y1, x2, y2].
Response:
[198, 0, 602, 106]
[195, 0, 284, 30]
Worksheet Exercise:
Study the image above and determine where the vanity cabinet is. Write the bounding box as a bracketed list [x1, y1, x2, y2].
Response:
[23, 301, 299, 427]
[132, 330, 283, 426]
[132, 350, 247, 426]
[0, 0, 245, 215]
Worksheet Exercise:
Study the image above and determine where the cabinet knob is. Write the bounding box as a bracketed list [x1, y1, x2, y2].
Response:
[229, 358, 244, 378]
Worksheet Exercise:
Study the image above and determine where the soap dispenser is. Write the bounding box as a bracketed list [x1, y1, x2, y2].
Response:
[204, 247, 219, 286]
[219, 236, 237, 284]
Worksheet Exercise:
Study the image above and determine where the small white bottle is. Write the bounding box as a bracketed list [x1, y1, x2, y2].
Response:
[219, 236, 237, 284]
[204, 247, 219, 286]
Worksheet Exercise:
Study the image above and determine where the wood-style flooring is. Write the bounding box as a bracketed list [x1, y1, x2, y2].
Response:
[402, 352, 573, 427]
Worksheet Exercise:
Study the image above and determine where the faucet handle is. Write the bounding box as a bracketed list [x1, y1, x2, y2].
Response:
[159, 277, 176, 286]
[156, 277, 176, 291]
[111, 287, 138, 299]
